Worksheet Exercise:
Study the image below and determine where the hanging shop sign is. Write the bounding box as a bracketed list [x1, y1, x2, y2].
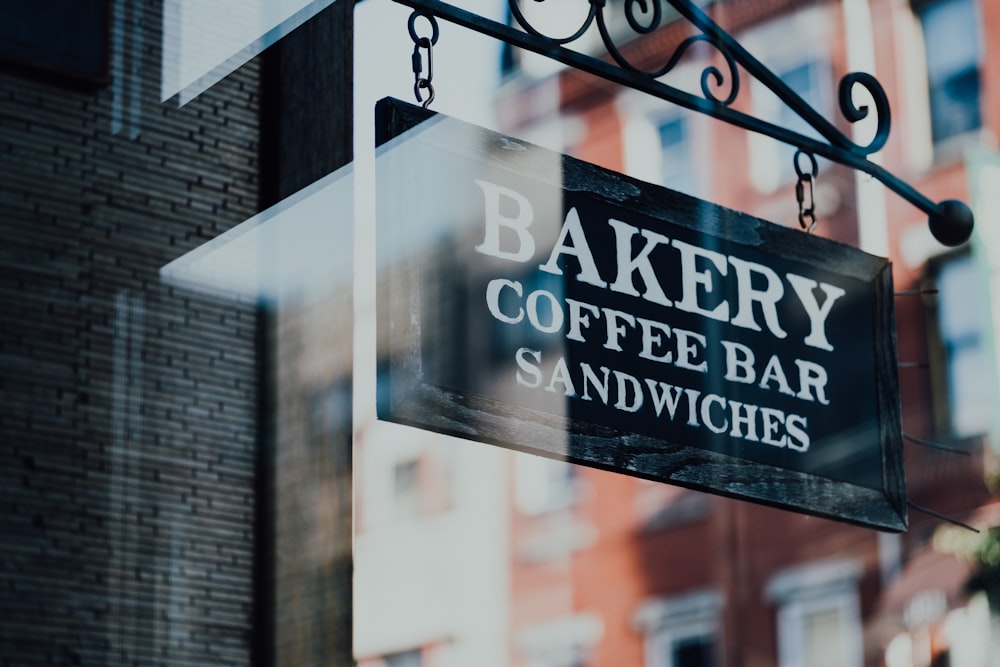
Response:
[375, 97, 906, 532]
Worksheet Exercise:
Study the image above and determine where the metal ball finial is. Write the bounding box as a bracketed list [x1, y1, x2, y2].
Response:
[929, 199, 974, 247]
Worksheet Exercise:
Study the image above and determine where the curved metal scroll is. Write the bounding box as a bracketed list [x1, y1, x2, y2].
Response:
[388, 0, 974, 246]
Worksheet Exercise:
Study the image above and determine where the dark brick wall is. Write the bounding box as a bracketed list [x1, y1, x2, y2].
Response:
[257, 3, 354, 665]
[0, 2, 261, 664]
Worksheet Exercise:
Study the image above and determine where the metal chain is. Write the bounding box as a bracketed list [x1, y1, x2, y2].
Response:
[408, 11, 439, 108]
[794, 150, 818, 233]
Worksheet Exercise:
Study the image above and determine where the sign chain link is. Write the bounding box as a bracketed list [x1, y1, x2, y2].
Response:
[794, 150, 819, 234]
[408, 11, 439, 108]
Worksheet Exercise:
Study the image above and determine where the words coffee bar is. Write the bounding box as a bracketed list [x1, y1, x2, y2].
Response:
[375, 97, 906, 532]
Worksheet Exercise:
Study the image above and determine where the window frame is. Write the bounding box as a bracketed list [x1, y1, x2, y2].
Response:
[655, 111, 699, 197]
[0, 0, 111, 87]
[739, 5, 834, 194]
[514, 454, 579, 516]
[767, 560, 864, 667]
[748, 56, 833, 194]
[912, 0, 984, 147]
[925, 251, 994, 440]
[617, 63, 708, 199]
[635, 589, 723, 667]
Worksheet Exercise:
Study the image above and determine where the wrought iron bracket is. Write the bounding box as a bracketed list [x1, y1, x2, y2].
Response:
[389, 0, 974, 246]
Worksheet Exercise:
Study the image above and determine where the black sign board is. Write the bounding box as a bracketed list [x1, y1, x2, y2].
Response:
[375, 97, 906, 532]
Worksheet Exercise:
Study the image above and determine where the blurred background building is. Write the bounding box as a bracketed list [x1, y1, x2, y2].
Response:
[486, 1, 1000, 665]
[357, 1, 1000, 666]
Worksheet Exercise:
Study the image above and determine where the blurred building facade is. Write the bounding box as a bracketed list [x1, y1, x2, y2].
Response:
[0, 1, 354, 664]
[489, 1, 1000, 666]
[342, 1, 1000, 666]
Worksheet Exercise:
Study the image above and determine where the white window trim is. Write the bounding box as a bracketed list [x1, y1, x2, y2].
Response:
[739, 5, 834, 194]
[515, 454, 578, 516]
[912, 0, 986, 157]
[617, 62, 709, 197]
[516, 613, 604, 667]
[936, 252, 993, 439]
[514, 518, 598, 563]
[767, 559, 864, 667]
[894, 7, 934, 172]
[634, 588, 723, 667]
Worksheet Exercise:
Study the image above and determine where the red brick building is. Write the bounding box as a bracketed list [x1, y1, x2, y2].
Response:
[498, 1, 1000, 665]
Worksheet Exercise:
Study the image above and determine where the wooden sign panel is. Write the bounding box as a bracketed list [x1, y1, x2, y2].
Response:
[375, 97, 906, 531]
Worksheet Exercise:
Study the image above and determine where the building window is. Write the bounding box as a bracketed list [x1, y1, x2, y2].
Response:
[384, 649, 423, 667]
[932, 254, 992, 438]
[388, 445, 455, 522]
[358, 648, 424, 667]
[392, 458, 421, 521]
[358, 436, 456, 531]
[767, 560, 863, 667]
[618, 70, 706, 197]
[658, 633, 714, 667]
[634, 589, 723, 667]
[0, 0, 108, 84]
[915, 0, 982, 144]
[636, 482, 711, 532]
[657, 113, 696, 196]
[515, 454, 577, 515]
[750, 58, 831, 193]
[516, 613, 603, 667]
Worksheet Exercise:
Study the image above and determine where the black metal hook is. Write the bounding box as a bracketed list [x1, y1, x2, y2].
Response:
[408, 10, 439, 45]
[409, 11, 439, 108]
[794, 150, 818, 233]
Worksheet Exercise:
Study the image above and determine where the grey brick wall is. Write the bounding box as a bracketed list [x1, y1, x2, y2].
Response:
[0, 2, 261, 664]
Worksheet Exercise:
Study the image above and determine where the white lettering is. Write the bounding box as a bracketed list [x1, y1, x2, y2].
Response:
[673, 239, 730, 321]
[786, 414, 810, 451]
[545, 356, 577, 396]
[636, 317, 672, 363]
[539, 207, 607, 287]
[474, 180, 535, 262]
[684, 389, 701, 427]
[580, 363, 611, 403]
[526, 289, 564, 333]
[794, 359, 830, 405]
[728, 256, 787, 339]
[644, 380, 685, 419]
[485, 278, 524, 324]
[515, 348, 542, 387]
[721, 340, 755, 383]
[729, 401, 760, 442]
[786, 274, 846, 352]
[674, 327, 708, 373]
[758, 354, 795, 397]
[602, 307, 635, 353]
[701, 394, 729, 434]
[607, 219, 672, 306]
[760, 407, 787, 447]
[565, 298, 600, 343]
[613, 370, 643, 412]
[511, 351, 815, 454]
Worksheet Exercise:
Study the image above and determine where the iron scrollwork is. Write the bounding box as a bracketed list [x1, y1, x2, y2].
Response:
[510, 0, 741, 107]
[388, 0, 974, 246]
[511, 0, 883, 156]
